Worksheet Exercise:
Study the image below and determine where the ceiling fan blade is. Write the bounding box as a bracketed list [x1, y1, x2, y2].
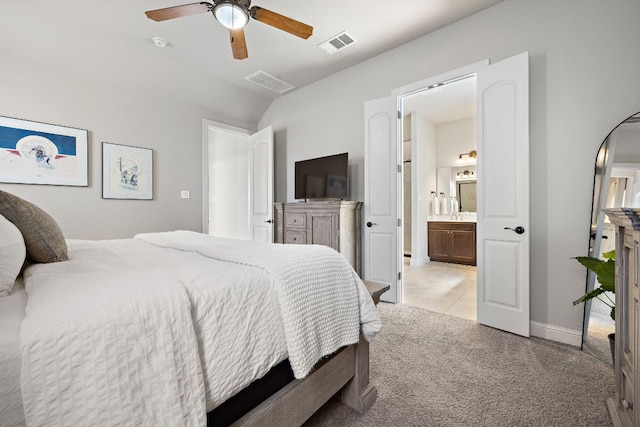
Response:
[250, 7, 313, 39]
[229, 28, 248, 60]
[145, 2, 212, 22]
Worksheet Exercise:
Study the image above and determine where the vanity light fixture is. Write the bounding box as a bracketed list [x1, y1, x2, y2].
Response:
[457, 150, 477, 164]
[456, 170, 476, 180]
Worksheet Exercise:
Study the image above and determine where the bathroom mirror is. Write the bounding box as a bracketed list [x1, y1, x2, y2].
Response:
[436, 166, 478, 213]
[582, 112, 640, 364]
[457, 181, 477, 212]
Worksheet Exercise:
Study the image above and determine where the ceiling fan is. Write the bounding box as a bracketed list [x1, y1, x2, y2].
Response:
[145, 1, 313, 60]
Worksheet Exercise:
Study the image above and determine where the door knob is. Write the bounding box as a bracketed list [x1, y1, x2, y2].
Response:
[590, 232, 608, 240]
[366, 221, 378, 228]
[504, 226, 525, 234]
[264, 219, 274, 224]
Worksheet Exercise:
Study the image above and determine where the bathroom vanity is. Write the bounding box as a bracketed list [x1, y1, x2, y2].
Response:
[427, 220, 477, 265]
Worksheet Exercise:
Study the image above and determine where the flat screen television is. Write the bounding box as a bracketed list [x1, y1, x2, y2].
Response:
[294, 152, 348, 200]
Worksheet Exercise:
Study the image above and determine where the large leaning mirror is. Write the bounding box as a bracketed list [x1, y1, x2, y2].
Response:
[582, 112, 640, 365]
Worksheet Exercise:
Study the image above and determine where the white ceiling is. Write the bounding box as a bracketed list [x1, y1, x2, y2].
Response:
[1, 0, 505, 124]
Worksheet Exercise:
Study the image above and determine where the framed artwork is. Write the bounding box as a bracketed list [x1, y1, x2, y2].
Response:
[102, 142, 153, 200]
[0, 115, 88, 186]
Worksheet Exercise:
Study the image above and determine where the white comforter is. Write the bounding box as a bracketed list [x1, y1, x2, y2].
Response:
[20, 231, 381, 427]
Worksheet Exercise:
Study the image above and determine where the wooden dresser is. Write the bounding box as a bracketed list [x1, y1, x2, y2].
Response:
[605, 208, 640, 427]
[274, 201, 362, 275]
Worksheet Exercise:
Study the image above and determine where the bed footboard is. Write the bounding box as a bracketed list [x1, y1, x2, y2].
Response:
[230, 279, 387, 426]
[340, 280, 389, 414]
[231, 344, 358, 426]
[340, 335, 376, 414]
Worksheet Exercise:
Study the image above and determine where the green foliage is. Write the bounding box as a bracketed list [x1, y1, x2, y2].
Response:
[572, 250, 616, 320]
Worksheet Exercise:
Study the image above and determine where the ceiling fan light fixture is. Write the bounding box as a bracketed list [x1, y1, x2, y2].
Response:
[213, 2, 249, 29]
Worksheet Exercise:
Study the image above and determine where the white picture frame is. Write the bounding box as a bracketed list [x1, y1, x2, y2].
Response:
[0, 115, 88, 186]
[102, 142, 153, 200]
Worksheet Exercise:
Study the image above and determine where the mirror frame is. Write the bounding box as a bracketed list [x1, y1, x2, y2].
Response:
[582, 111, 640, 344]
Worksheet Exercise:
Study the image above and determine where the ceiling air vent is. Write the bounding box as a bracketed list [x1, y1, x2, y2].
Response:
[245, 70, 295, 94]
[318, 31, 357, 55]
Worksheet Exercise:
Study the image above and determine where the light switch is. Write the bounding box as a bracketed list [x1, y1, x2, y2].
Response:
[180, 190, 190, 199]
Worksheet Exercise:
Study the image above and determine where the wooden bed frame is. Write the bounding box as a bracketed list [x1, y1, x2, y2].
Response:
[232, 280, 388, 426]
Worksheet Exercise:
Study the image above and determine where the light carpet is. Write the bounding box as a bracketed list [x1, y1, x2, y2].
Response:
[305, 302, 615, 426]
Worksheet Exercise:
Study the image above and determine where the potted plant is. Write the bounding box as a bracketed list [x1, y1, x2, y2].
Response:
[572, 249, 616, 362]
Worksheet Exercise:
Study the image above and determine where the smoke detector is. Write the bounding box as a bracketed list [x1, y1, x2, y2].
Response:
[152, 36, 168, 48]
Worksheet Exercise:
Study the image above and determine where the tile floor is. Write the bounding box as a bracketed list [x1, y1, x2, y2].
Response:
[402, 258, 478, 321]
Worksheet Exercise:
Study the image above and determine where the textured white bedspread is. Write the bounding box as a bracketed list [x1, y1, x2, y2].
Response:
[20, 232, 381, 426]
[0, 280, 27, 427]
[135, 231, 381, 380]
[21, 240, 207, 427]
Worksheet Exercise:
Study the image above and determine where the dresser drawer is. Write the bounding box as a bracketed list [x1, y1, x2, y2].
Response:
[284, 231, 307, 244]
[285, 213, 306, 228]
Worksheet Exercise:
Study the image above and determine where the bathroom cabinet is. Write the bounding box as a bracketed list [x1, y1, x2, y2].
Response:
[428, 221, 476, 265]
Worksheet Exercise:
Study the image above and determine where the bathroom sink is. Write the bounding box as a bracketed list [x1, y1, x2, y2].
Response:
[427, 214, 477, 222]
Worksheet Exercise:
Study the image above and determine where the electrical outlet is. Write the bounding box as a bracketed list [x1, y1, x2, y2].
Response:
[180, 190, 190, 199]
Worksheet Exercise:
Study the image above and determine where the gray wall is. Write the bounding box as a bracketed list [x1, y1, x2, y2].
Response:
[258, 0, 640, 333]
[0, 54, 251, 239]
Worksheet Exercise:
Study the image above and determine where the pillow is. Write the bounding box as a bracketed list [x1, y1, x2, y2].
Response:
[0, 214, 26, 296]
[0, 190, 68, 263]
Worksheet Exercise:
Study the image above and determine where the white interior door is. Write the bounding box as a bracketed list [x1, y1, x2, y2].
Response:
[364, 96, 401, 302]
[248, 126, 274, 242]
[476, 52, 530, 337]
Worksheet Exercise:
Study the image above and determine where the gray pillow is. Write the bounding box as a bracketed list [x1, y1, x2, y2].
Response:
[0, 213, 26, 295]
[0, 190, 68, 263]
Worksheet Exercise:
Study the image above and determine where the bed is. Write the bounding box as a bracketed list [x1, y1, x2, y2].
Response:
[0, 189, 382, 427]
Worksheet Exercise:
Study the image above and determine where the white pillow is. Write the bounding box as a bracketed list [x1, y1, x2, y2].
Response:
[0, 214, 26, 296]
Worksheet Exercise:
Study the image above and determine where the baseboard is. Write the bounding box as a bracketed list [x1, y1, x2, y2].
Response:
[409, 257, 429, 267]
[530, 321, 582, 347]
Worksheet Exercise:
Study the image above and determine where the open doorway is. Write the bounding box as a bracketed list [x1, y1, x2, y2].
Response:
[202, 120, 274, 242]
[400, 75, 478, 321]
[365, 53, 530, 335]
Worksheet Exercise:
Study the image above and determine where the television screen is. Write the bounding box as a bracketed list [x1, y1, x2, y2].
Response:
[294, 153, 348, 200]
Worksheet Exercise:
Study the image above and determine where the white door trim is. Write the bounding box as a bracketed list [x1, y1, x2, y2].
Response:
[385, 55, 530, 339]
[388, 60, 490, 304]
[391, 60, 489, 97]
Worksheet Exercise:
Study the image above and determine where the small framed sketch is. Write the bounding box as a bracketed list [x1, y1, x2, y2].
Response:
[102, 142, 153, 200]
[0, 115, 88, 186]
